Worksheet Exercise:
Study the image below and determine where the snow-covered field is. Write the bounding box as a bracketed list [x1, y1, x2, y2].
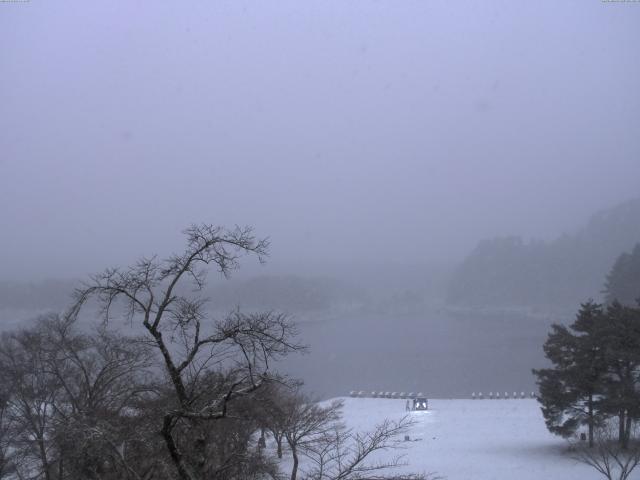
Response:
[301, 397, 601, 480]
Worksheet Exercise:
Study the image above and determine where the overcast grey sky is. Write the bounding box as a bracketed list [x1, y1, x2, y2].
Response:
[1, 0, 639, 281]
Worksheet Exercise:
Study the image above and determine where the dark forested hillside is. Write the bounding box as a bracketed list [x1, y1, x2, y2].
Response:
[603, 243, 640, 306]
[446, 197, 640, 308]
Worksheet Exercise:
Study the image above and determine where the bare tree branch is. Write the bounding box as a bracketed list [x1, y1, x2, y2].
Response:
[67, 224, 303, 480]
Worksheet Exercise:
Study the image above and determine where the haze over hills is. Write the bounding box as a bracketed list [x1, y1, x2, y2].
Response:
[1, 197, 638, 323]
[0, 264, 450, 326]
[446, 197, 640, 309]
[1, 197, 637, 398]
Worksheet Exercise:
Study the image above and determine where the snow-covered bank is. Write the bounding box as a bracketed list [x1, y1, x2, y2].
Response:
[314, 398, 597, 480]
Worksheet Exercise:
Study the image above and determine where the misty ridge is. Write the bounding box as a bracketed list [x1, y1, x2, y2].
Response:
[1, 196, 637, 321]
[447, 197, 640, 309]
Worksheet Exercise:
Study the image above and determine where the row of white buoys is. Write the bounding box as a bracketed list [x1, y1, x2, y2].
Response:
[471, 391, 536, 399]
[349, 391, 425, 399]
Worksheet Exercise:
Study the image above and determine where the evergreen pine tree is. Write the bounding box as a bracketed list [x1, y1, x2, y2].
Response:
[597, 301, 640, 448]
[533, 301, 608, 446]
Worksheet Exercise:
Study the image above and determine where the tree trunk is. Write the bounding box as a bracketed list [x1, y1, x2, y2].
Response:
[37, 436, 51, 480]
[587, 394, 594, 448]
[276, 436, 283, 459]
[193, 434, 206, 480]
[624, 411, 632, 449]
[290, 445, 299, 480]
[619, 409, 626, 448]
[161, 415, 196, 480]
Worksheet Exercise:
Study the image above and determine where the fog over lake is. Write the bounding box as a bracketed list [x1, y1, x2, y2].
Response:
[2, 4, 640, 479]
[1, 0, 639, 398]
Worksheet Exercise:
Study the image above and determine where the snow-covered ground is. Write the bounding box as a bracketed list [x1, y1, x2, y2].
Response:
[295, 397, 602, 480]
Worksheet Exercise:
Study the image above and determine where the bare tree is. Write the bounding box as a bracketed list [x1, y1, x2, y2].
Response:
[302, 416, 438, 480]
[41, 314, 160, 480]
[0, 326, 62, 480]
[278, 392, 343, 480]
[0, 382, 17, 479]
[0, 313, 163, 480]
[572, 424, 640, 480]
[68, 224, 304, 480]
[256, 381, 302, 460]
[274, 390, 434, 480]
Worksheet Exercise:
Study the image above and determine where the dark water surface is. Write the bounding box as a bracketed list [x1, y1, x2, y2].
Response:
[1, 306, 565, 400]
[279, 309, 563, 399]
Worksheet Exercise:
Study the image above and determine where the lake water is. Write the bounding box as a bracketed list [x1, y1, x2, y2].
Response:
[0, 306, 567, 400]
[278, 308, 564, 399]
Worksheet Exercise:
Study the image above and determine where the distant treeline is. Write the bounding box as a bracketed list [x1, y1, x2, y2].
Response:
[447, 198, 640, 308]
[206, 275, 367, 313]
[0, 266, 452, 317]
[0, 274, 371, 317]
